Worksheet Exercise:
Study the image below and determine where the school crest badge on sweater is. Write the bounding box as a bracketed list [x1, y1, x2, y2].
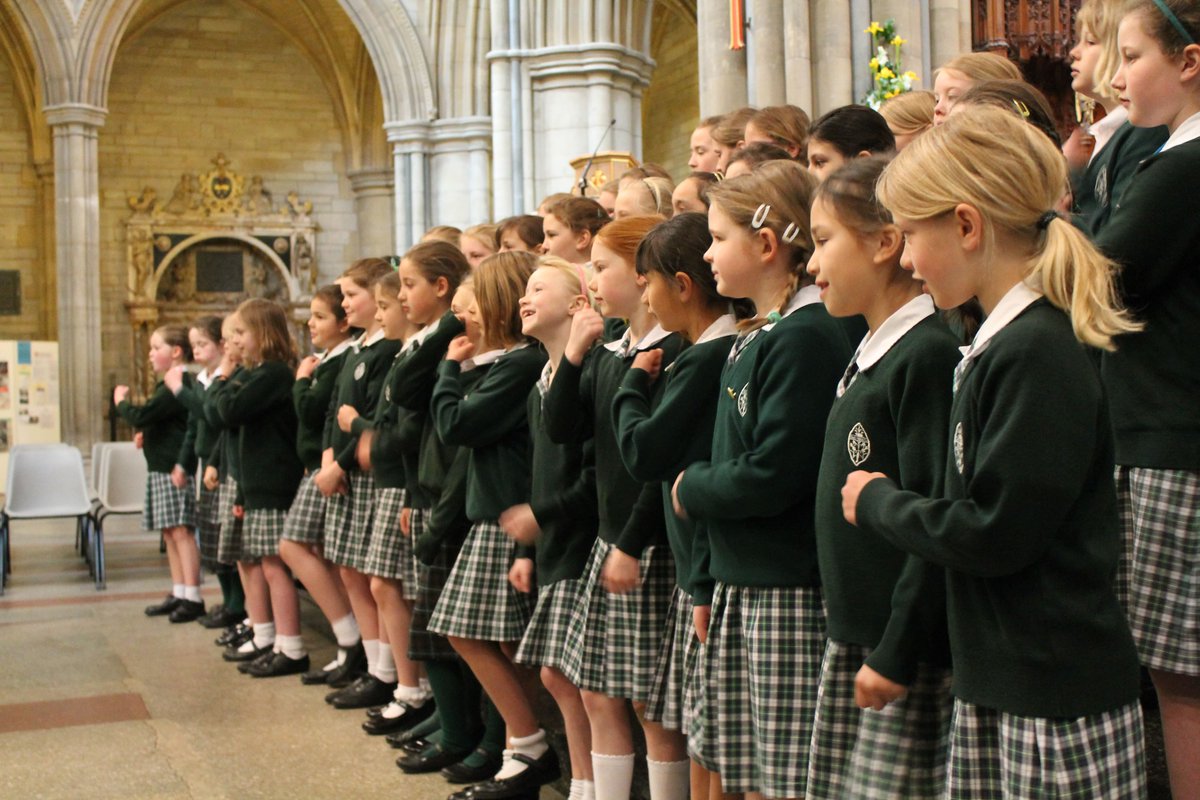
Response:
[954, 422, 964, 474]
[737, 385, 749, 417]
[847, 422, 870, 466]
[354, 362, 366, 380]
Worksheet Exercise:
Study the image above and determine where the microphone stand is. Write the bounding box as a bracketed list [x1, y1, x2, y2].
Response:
[577, 117, 618, 195]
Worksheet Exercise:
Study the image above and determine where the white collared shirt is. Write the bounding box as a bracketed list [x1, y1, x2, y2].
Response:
[358, 328, 386, 349]
[319, 338, 355, 364]
[1088, 105, 1128, 165]
[838, 295, 935, 396]
[604, 323, 672, 356]
[462, 346, 508, 372]
[695, 314, 738, 345]
[954, 281, 1042, 392]
[763, 284, 822, 333]
[196, 367, 214, 389]
[1160, 110, 1200, 153]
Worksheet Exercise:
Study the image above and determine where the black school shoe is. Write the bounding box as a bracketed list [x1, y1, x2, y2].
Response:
[247, 652, 310, 678]
[361, 699, 436, 735]
[323, 641, 367, 689]
[144, 595, 181, 617]
[440, 748, 504, 784]
[396, 742, 474, 774]
[238, 650, 275, 674]
[326, 674, 396, 709]
[457, 749, 559, 800]
[223, 642, 272, 663]
[215, 624, 251, 648]
[199, 606, 243, 629]
[168, 599, 206, 623]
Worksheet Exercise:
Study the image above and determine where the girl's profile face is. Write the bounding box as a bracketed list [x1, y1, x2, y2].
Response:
[807, 196, 885, 318]
[933, 68, 974, 124]
[542, 214, 586, 263]
[499, 230, 532, 253]
[461, 236, 493, 269]
[308, 297, 347, 351]
[338, 278, 377, 329]
[641, 270, 687, 333]
[148, 332, 178, 374]
[671, 178, 707, 215]
[688, 125, 721, 172]
[398, 259, 446, 327]
[221, 318, 242, 361]
[451, 285, 483, 345]
[805, 138, 851, 183]
[1069, 24, 1103, 99]
[375, 286, 408, 340]
[590, 238, 644, 319]
[189, 329, 221, 370]
[894, 212, 971, 309]
[704, 201, 760, 300]
[597, 190, 618, 217]
[520, 266, 579, 341]
[614, 182, 652, 220]
[1113, 13, 1192, 129]
[231, 317, 259, 363]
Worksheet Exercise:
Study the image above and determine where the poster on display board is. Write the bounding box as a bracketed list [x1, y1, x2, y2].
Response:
[0, 341, 61, 488]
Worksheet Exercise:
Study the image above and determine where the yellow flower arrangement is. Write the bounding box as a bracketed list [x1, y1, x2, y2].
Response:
[862, 19, 917, 109]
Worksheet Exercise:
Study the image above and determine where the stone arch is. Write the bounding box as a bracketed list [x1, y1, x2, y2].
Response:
[153, 232, 298, 300]
[336, 0, 436, 123]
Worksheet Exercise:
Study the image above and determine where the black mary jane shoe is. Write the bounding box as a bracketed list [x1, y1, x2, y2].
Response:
[453, 749, 559, 800]
[362, 700, 436, 735]
[199, 606, 243, 629]
[440, 748, 504, 785]
[215, 624, 251, 648]
[168, 599, 206, 624]
[223, 642, 272, 663]
[327, 674, 397, 709]
[323, 641, 367, 689]
[144, 594, 181, 617]
[396, 743, 474, 774]
[247, 652, 311, 678]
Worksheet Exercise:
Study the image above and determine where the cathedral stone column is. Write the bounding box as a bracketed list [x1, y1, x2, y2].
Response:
[812, 0, 854, 114]
[348, 168, 395, 259]
[749, 0, 786, 106]
[45, 103, 105, 449]
[929, 0, 968, 71]
[386, 121, 431, 252]
[697, 0, 748, 116]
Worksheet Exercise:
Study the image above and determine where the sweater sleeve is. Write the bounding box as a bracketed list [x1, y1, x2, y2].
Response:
[676, 326, 841, 521]
[293, 362, 338, 433]
[856, 343, 1102, 578]
[542, 353, 595, 444]
[529, 437, 598, 531]
[392, 311, 466, 410]
[415, 448, 472, 564]
[431, 358, 540, 448]
[216, 363, 294, 427]
[612, 363, 693, 482]
[176, 412, 199, 472]
[690, 521, 714, 605]
[613, 480, 667, 558]
[117, 385, 184, 429]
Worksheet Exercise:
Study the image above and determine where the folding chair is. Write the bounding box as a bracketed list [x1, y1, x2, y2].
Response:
[91, 443, 148, 591]
[83, 442, 119, 558]
[0, 444, 93, 595]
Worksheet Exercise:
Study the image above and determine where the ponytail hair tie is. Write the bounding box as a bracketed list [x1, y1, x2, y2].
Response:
[389, 256, 400, 270]
[1036, 210, 1058, 231]
[766, 310, 783, 324]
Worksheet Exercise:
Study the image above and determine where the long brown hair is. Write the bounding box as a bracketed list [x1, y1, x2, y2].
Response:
[235, 298, 298, 367]
[473, 251, 539, 348]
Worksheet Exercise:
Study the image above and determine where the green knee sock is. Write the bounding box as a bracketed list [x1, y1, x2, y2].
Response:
[216, 570, 234, 608]
[425, 660, 476, 752]
[224, 569, 245, 615]
[460, 692, 505, 768]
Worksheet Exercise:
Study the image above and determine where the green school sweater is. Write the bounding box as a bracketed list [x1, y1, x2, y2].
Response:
[414, 364, 490, 564]
[174, 372, 220, 472]
[432, 345, 546, 520]
[216, 361, 304, 511]
[529, 380, 598, 585]
[203, 366, 243, 482]
[857, 301, 1141, 717]
[293, 347, 351, 473]
[612, 328, 734, 602]
[117, 381, 189, 474]
[675, 301, 852, 587]
[323, 334, 403, 473]
[1073, 122, 1167, 236]
[1095, 138, 1200, 469]
[814, 314, 959, 684]
[544, 331, 685, 547]
[353, 349, 415, 490]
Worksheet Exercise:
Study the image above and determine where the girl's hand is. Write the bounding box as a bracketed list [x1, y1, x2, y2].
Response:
[314, 462, 346, 497]
[693, 604, 711, 644]
[498, 503, 540, 546]
[336, 404, 359, 433]
[203, 466, 220, 491]
[133, 432, 144, 449]
[232, 504, 244, 520]
[164, 366, 185, 394]
[671, 471, 688, 520]
[113, 385, 130, 406]
[854, 664, 908, 711]
[218, 354, 238, 376]
[841, 471, 887, 526]
[1062, 127, 1096, 172]
[296, 355, 319, 380]
[508, 557, 535, 593]
[399, 507, 412, 537]
[170, 465, 188, 489]
[631, 348, 663, 382]
[565, 307, 605, 365]
[356, 430, 373, 471]
[446, 334, 476, 363]
[601, 547, 641, 594]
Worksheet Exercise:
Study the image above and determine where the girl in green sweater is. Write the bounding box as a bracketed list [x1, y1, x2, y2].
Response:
[845, 107, 1147, 798]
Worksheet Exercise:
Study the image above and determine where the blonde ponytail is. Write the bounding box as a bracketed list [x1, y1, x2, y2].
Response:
[877, 106, 1139, 350]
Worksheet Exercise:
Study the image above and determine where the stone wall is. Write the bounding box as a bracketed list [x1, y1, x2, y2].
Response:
[642, 5, 699, 180]
[98, 0, 357, 386]
[0, 53, 47, 340]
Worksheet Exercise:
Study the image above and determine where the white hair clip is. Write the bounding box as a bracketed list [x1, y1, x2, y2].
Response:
[782, 223, 801, 243]
[752, 203, 771, 229]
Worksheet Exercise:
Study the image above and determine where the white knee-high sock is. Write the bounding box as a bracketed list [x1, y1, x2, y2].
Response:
[373, 644, 396, 683]
[592, 752, 635, 800]
[646, 758, 690, 800]
[362, 638, 380, 673]
[331, 613, 359, 648]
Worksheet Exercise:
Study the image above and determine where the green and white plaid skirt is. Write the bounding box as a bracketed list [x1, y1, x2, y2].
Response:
[643, 586, 696, 731]
[324, 471, 375, 572]
[1115, 466, 1200, 675]
[564, 538, 675, 701]
[143, 471, 196, 531]
[515, 577, 582, 673]
[946, 699, 1147, 799]
[407, 509, 460, 662]
[428, 519, 534, 642]
[362, 488, 416, 593]
[807, 640, 952, 800]
[282, 473, 326, 545]
[701, 582, 826, 797]
[196, 477, 221, 569]
[242, 508, 286, 559]
[215, 476, 244, 564]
